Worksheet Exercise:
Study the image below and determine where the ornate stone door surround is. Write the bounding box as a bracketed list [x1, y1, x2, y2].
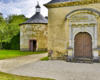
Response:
[66, 9, 99, 61]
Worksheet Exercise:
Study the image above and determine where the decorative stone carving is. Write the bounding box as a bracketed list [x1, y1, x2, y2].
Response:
[44, 0, 100, 8]
[69, 13, 97, 23]
[68, 10, 98, 59]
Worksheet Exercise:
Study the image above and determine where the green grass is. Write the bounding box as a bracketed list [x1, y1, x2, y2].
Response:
[0, 71, 54, 80]
[41, 56, 49, 61]
[0, 50, 47, 59]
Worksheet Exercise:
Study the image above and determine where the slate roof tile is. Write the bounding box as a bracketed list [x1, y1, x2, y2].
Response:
[46, 0, 81, 4]
[20, 13, 48, 25]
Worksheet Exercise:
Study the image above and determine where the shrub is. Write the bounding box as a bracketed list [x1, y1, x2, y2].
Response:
[2, 32, 20, 50]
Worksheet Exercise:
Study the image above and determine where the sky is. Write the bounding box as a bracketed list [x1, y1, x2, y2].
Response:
[0, 0, 51, 18]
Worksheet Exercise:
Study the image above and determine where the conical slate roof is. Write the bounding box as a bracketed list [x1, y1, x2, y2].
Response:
[20, 13, 48, 25]
[46, 0, 81, 4]
[20, 2, 48, 25]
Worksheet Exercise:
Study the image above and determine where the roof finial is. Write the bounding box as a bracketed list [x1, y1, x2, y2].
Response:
[36, 1, 40, 8]
[36, 1, 41, 14]
[37, 1, 39, 5]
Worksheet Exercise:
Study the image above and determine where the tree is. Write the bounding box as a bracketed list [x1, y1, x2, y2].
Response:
[0, 14, 28, 49]
[0, 13, 8, 49]
[0, 13, 3, 17]
[6, 14, 28, 36]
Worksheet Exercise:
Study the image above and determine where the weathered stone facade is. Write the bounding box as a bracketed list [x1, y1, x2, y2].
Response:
[20, 0, 100, 61]
[44, 0, 100, 60]
[20, 24, 48, 51]
[20, 2, 48, 52]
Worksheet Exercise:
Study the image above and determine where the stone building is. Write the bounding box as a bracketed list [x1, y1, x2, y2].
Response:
[44, 0, 100, 61]
[20, 2, 48, 51]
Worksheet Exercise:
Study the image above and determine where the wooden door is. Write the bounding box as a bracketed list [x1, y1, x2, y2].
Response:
[74, 32, 92, 58]
[75, 32, 83, 58]
[30, 40, 33, 51]
[83, 33, 92, 58]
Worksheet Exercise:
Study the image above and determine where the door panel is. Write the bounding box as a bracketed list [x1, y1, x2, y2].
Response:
[83, 33, 92, 58]
[75, 32, 92, 58]
[30, 40, 33, 51]
[75, 33, 83, 57]
[30, 40, 37, 52]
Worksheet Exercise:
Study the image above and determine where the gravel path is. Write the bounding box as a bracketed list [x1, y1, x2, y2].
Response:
[6, 60, 100, 80]
[0, 53, 47, 72]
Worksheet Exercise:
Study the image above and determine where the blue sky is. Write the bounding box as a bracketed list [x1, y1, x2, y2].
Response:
[0, 0, 51, 18]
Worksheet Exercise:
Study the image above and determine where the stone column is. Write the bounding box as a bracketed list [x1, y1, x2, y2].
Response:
[95, 24, 97, 47]
[67, 48, 73, 62]
[93, 17, 99, 61]
[97, 17, 100, 59]
[93, 49, 99, 62]
[69, 24, 72, 47]
[97, 17, 100, 45]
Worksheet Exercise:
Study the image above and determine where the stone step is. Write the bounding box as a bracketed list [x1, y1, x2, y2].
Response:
[74, 58, 93, 61]
[71, 58, 93, 63]
[72, 60, 93, 64]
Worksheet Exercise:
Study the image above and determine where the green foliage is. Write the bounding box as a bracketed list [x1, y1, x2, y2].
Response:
[2, 42, 11, 49]
[0, 13, 8, 49]
[10, 32, 20, 50]
[2, 32, 20, 50]
[0, 12, 3, 19]
[5, 14, 28, 41]
[0, 50, 47, 59]
[0, 71, 54, 80]
[41, 56, 49, 61]
[0, 13, 28, 49]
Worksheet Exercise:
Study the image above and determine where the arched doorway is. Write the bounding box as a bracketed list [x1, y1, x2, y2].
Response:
[74, 32, 92, 58]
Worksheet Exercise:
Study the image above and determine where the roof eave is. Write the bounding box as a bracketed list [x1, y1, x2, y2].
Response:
[19, 22, 48, 26]
[44, 1, 77, 8]
[44, 0, 99, 8]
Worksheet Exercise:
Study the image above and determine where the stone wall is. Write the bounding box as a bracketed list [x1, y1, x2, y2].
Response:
[20, 24, 48, 51]
[48, 2, 100, 59]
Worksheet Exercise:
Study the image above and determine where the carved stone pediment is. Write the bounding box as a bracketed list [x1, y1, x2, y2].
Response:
[71, 23, 96, 27]
[70, 13, 95, 19]
[69, 13, 97, 22]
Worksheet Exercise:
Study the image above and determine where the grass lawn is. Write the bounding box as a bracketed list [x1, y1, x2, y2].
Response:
[0, 50, 47, 59]
[0, 71, 54, 80]
[41, 56, 49, 61]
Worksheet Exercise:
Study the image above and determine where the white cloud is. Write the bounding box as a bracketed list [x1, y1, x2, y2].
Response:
[0, 0, 51, 18]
